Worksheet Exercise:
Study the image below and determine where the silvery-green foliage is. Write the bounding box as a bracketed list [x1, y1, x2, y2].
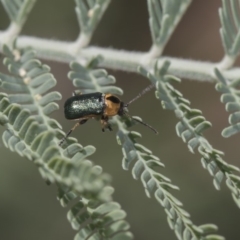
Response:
[58, 186, 133, 240]
[68, 56, 123, 95]
[219, 0, 240, 58]
[0, 45, 133, 240]
[0, 0, 240, 239]
[139, 62, 240, 208]
[116, 117, 224, 240]
[147, 0, 191, 48]
[215, 68, 240, 138]
[1, 44, 62, 131]
[1, 0, 36, 26]
[0, 95, 108, 196]
[75, 0, 111, 35]
[68, 57, 224, 240]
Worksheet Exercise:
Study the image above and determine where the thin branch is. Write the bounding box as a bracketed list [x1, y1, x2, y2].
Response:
[6, 35, 240, 82]
[0, 23, 21, 48]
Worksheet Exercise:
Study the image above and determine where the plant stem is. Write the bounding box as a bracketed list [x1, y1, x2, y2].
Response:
[1, 34, 238, 82]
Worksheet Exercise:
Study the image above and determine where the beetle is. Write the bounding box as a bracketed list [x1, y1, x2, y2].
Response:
[59, 84, 158, 146]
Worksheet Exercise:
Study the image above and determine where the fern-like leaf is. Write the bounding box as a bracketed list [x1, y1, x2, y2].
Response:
[219, 0, 240, 58]
[215, 68, 240, 138]
[68, 56, 123, 95]
[0, 95, 108, 194]
[1, 0, 36, 26]
[75, 0, 111, 35]
[58, 186, 133, 240]
[61, 57, 134, 238]
[0, 45, 133, 239]
[139, 61, 240, 209]
[1, 44, 62, 131]
[0, 98, 132, 238]
[68, 56, 224, 240]
[116, 116, 225, 240]
[147, 0, 191, 51]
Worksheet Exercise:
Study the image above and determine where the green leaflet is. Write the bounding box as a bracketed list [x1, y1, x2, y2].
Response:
[1, 45, 62, 130]
[1, 0, 36, 26]
[140, 62, 212, 153]
[76, 204, 131, 238]
[58, 187, 133, 240]
[75, 0, 111, 34]
[139, 61, 240, 211]
[147, 0, 192, 47]
[68, 57, 123, 95]
[0, 99, 110, 195]
[0, 45, 133, 240]
[67, 56, 223, 240]
[219, 0, 240, 57]
[66, 57, 134, 239]
[214, 68, 240, 138]
[116, 117, 223, 240]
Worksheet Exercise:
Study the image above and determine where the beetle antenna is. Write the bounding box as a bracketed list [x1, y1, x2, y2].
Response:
[124, 112, 158, 134]
[125, 84, 155, 107]
[132, 117, 158, 134]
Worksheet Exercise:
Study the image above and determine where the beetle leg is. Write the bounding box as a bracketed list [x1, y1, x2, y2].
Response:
[101, 118, 106, 132]
[101, 116, 112, 132]
[80, 119, 88, 124]
[59, 119, 88, 146]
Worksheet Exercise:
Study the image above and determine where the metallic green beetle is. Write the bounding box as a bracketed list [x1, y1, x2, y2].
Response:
[59, 85, 158, 146]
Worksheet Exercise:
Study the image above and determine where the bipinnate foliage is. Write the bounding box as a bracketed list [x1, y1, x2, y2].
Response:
[68, 56, 123, 95]
[0, 45, 133, 240]
[1, 0, 36, 27]
[0, 44, 62, 131]
[116, 118, 225, 240]
[139, 62, 240, 209]
[215, 68, 240, 138]
[58, 186, 133, 240]
[147, 0, 191, 50]
[75, 0, 110, 35]
[68, 58, 224, 240]
[219, 0, 240, 58]
[1, 0, 240, 239]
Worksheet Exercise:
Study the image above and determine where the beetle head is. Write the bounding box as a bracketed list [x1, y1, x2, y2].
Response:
[117, 101, 128, 116]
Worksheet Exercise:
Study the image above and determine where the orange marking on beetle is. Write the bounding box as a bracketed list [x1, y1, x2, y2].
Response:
[104, 94, 121, 116]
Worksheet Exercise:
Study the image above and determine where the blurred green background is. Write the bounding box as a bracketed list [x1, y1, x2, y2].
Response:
[0, 0, 240, 239]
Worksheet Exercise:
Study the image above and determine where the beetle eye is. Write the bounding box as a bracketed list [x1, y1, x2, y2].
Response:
[106, 95, 120, 104]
